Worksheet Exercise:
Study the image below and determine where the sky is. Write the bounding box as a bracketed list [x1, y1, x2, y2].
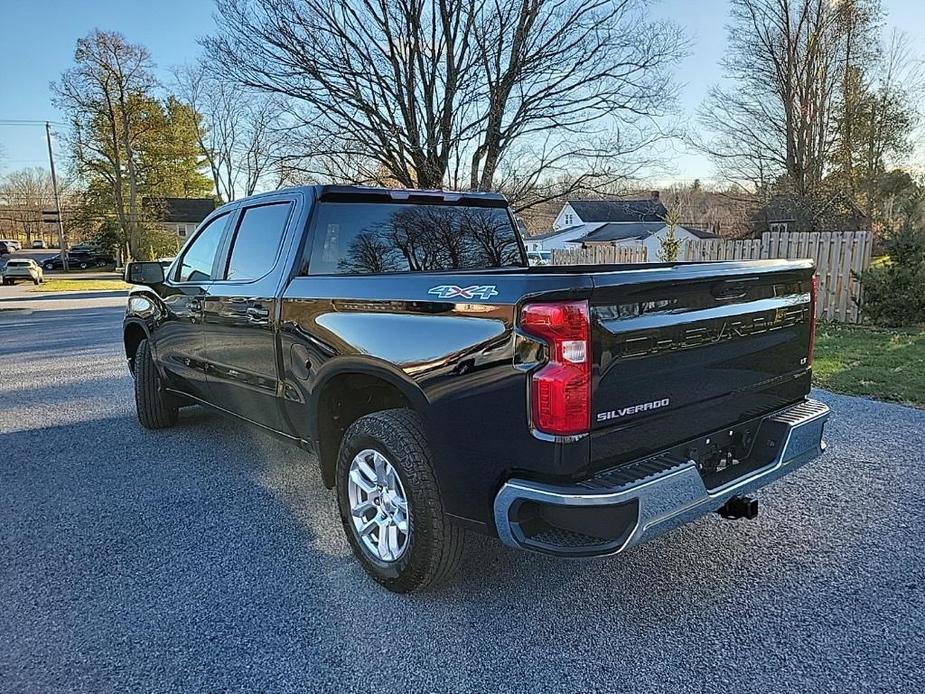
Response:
[2, 0, 925, 183]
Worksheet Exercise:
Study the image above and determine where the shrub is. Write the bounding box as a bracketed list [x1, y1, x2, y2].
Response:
[860, 224, 925, 326]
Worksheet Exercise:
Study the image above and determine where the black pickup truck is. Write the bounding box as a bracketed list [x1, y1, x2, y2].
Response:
[123, 185, 829, 593]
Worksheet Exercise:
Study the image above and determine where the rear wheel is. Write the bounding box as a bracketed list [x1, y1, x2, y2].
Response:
[133, 338, 178, 429]
[336, 409, 464, 593]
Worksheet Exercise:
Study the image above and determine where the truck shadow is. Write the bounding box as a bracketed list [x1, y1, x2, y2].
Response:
[3, 394, 913, 691]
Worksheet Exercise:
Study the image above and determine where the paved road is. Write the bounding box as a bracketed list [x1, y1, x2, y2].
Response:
[1, 294, 923, 693]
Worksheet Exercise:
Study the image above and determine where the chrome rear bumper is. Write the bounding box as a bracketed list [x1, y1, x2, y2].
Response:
[494, 399, 830, 557]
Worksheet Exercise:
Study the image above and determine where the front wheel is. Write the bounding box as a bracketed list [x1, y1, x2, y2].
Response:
[133, 338, 178, 429]
[336, 409, 464, 593]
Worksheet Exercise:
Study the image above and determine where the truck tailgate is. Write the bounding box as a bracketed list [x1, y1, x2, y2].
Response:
[588, 259, 815, 469]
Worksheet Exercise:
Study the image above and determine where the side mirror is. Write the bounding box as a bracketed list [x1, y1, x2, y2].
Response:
[125, 261, 166, 286]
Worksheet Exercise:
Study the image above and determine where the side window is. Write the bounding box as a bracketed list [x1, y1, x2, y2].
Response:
[224, 202, 292, 282]
[176, 213, 230, 283]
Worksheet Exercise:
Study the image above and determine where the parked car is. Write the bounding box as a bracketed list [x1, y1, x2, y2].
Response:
[31, 239, 47, 249]
[1, 239, 22, 251]
[0, 242, 10, 256]
[42, 252, 113, 271]
[123, 185, 828, 594]
[2, 258, 44, 285]
[69, 243, 101, 254]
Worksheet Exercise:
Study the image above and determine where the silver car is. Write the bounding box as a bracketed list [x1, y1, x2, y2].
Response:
[2, 258, 44, 285]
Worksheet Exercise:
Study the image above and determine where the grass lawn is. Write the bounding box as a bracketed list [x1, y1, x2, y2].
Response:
[814, 322, 925, 407]
[30, 277, 130, 293]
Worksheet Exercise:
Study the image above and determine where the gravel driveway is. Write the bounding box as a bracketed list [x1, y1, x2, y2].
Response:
[1, 295, 923, 693]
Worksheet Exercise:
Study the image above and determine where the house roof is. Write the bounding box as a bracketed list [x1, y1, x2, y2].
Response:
[529, 222, 606, 241]
[686, 226, 718, 239]
[568, 198, 668, 223]
[144, 197, 216, 223]
[572, 222, 717, 244]
[576, 221, 665, 243]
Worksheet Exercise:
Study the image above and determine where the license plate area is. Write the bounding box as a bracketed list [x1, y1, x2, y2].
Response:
[685, 419, 776, 489]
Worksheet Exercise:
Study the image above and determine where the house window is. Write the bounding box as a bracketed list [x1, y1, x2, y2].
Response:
[565, 213, 573, 226]
[769, 222, 789, 233]
[177, 224, 187, 238]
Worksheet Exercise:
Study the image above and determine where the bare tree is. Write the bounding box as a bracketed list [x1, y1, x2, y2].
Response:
[467, 0, 683, 194]
[205, 0, 685, 205]
[173, 61, 286, 201]
[0, 167, 59, 242]
[839, 30, 923, 218]
[52, 30, 158, 258]
[697, 0, 866, 195]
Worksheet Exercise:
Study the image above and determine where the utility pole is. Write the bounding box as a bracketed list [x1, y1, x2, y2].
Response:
[45, 121, 68, 272]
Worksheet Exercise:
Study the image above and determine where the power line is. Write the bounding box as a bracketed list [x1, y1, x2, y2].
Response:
[0, 119, 66, 126]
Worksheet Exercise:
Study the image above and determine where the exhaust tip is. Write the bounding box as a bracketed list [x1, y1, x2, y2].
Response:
[717, 495, 758, 520]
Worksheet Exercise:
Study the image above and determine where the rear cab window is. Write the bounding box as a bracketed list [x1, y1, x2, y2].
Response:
[306, 202, 526, 275]
[223, 202, 293, 282]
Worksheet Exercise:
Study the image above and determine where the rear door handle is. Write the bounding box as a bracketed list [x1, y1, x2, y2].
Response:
[246, 306, 270, 322]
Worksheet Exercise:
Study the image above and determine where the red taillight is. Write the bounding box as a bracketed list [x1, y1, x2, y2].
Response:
[520, 301, 590, 436]
[807, 274, 818, 366]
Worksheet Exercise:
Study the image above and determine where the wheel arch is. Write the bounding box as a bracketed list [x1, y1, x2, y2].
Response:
[123, 320, 150, 374]
[308, 358, 429, 488]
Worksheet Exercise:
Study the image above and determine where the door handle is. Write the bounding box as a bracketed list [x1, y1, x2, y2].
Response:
[246, 305, 270, 322]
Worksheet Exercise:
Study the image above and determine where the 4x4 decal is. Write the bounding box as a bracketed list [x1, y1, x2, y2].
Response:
[428, 285, 499, 300]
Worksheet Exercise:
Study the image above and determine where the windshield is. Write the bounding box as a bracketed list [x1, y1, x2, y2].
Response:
[307, 202, 526, 275]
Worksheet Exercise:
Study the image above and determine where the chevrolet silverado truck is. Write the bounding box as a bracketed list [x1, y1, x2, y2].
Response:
[123, 185, 829, 593]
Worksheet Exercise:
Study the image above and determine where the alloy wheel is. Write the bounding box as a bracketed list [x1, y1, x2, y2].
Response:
[347, 448, 410, 562]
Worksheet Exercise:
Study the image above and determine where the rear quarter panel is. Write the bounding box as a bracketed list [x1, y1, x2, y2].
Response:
[279, 271, 595, 528]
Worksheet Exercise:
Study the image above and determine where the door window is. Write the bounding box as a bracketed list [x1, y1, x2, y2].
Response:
[224, 202, 293, 282]
[176, 213, 230, 283]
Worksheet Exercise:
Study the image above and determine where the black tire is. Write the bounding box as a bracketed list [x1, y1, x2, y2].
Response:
[336, 408, 464, 593]
[33, 278, 39, 285]
[133, 338, 178, 429]
[79, 262, 88, 270]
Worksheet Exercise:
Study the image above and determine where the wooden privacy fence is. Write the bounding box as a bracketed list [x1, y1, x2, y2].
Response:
[686, 230, 873, 323]
[549, 230, 873, 323]
[551, 244, 648, 265]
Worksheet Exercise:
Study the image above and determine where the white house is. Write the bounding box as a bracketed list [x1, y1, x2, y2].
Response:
[568, 221, 717, 260]
[526, 195, 717, 257]
[523, 223, 606, 252]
